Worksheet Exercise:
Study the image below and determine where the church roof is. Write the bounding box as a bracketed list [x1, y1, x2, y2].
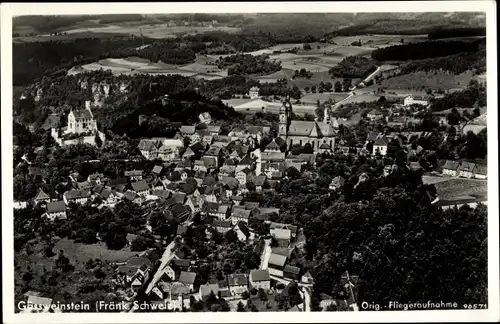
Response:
[287, 120, 335, 138]
[71, 109, 93, 120]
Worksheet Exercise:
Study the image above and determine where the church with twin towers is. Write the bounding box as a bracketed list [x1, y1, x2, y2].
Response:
[278, 97, 338, 153]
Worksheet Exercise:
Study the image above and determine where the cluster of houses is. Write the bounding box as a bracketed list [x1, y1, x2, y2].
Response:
[441, 160, 487, 179]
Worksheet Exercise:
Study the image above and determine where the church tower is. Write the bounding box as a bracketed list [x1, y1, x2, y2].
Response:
[279, 97, 291, 136]
[323, 105, 331, 124]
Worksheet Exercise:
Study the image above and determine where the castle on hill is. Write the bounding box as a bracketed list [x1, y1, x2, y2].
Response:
[278, 97, 337, 153]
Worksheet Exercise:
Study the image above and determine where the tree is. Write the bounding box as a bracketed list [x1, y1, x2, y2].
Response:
[334, 81, 342, 92]
[304, 86, 310, 93]
[258, 288, 268, 301]
[324, 82, 333, 92]
[303, 43, 312, 51]
[311, 85, 317, 93]
[237, 301, 246, 312]
[241, 291, 250, 300]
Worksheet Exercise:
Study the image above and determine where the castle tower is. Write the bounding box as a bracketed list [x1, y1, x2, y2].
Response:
[279, 98, 291, 137]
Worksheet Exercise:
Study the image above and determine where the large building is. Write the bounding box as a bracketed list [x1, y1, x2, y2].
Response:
[278, 98, 336, 153]
[67, 103, 98, 135]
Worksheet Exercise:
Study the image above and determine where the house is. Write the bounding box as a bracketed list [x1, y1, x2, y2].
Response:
[171, 204, 191, 222]
[458, 162, 476, 178]
[151, 165, 164, 177]
[151, 189, 171, 200]
[198, 112, 212, 124]
[124, 170, 143, 181]
[367, 109, 384, 121]
[33, 189, 56, 205]
[231, 195, 244, 206]
[301, 270, 314, 285]
[168, 282, 191, 311]
[283, 265, 301, 281]
[249, 269, 271, 290]
[67, 107, 98, 134]
[123, 190, 140, 203]
[164, 259, 191, 281]
[404, 95, 428, 107]
[230, 207, 252, 225]
[267, 253, 287, 277]
[474, 164, 487, 179]
[178, 271, 197, 292]
[87, 173, 107, 185]
[213, 219, 232, 233]
[204, 145, 222, 167]
[63, 189, 91, 205]
[182, 147, 196, 160]
[22, 295, 55, 313]
[442, 160, 460, 177]
[270, 222, 298, 238]
[236, 168, 254, 186]
[227, 274, 248, 296]
[45, 201, 67, 221]
[250, 174, 267, 192]
[131, 180, 150, 197]
[372, 137, 389, 156]
[249, 86, 260, 99]
[215, 204, 231, 220]
[271, 228, 291, 248]
[180, 125, 196, 138]
[116, 257, 152, 291]
[98, 187, 121, 205]
[329, 176, 345, 191]
[199, 282, 219, 300]
[176, 225, 188, 237]
[158, 139, 184, 161]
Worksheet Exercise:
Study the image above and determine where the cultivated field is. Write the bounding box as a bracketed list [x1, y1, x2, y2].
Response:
[301, 92, 349, 104]
[63, 24, 241, 39]
[380, 70, 475, 90]
[330, 34, 428, 47]
[423, 177, 488, 202]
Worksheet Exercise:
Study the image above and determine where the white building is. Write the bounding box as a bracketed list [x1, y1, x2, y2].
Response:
[248, 86, 260, 99]
[67, 103, 98, 135]
[372, 137, 389, 156]
[249, 269, 271, 290]
[403, 95, 428, 107]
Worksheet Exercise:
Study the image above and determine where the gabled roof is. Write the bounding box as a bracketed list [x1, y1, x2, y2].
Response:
[265, 140, 281, 151]
[287, 120, 316, 136]
[220, 176, 239, 190]
[250, 175, 267, 187]
[270, 222, 298, 235]
[177, 225, 188, 236]
[373, 136, 389, 146]
[180, 125, 196, 134]
[64, 189, 91, 200]
[125, 170, 143, 177]
[261, 151, 286, 161]
[250, 269, 270, 282]
[152, 190, 170, 199]
[459, 161, 476, 172]
[272, 228, 291, 241]
[227, 274, 248, 287]
[123, 190, 138, 201]
[46, 201, 66, 213]
[202, 175, 217, 187]
[213, 219, 232, 228]
[284, 265, 300, 275]
[442, 160, 460, 170]
[131, 180, 149, 192]
[178, 271, 197, 285]
[152, 165, 163, 175]
[71, 109, 93, 120]
[268, 253, 287, 267]
[244, 201, 260, 209]
[238, 167, 253, 175]
[205, 146, 222, 156]
[475, 164, 487, 175]
[34, 189, 50, 201]
[172, 192, 186, 204]
[238, 155, 254, 166]
[232, 207, 251, 219]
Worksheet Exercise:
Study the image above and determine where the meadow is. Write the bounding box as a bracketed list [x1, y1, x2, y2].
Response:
[379, 70, 475, 91]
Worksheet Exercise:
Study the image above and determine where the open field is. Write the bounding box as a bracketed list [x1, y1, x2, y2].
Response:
[223, 98, 317, 116]
[12, 31, 130, 43]
[330, 34, 428, 47]
[301, 92, 349, 104]
[54, 238, 138, 264]
[63, 24, 241, 39]
[423, 177, 488, 201]
[380, 70, 475, 90]
[68, 56, 226, 79]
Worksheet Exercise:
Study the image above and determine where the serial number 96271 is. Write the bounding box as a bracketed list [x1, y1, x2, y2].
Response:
[463, 304, 488, 309]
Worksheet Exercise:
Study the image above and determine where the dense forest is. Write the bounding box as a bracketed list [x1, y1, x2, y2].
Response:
[329, 56, 377, 79]
[429, 80, 486, 112]
[398, 44, 486, 75]
[371, 39, 485, 61]
[427, 27, 486, 39]
[217, 54, 281, 76]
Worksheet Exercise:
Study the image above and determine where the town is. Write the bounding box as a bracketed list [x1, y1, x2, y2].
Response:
[11, 12, 488, 314]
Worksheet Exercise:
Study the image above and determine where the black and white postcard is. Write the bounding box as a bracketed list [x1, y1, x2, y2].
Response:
[1, 1, 498, 323]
